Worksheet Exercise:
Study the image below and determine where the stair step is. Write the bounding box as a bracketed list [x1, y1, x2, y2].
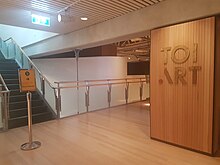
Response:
[0, 59, 16, 63]
[8, 112, 54, 129]
[4, 79, 19, 84]
[9, 106, 48, 118]
[0, 59, 18, 66]
[9, 89, 24, 96]
[0, 60, 17, 64]
[9, 90, 38, 96]
[0, 70, 18, 74]
[10, 93, 39, 102]
[0, 58, 55, 129]
[0, 64, 19, 70]
[1, 74, 19, 79]
[7, 84, 20, 90]
[9, 100, 44, 110]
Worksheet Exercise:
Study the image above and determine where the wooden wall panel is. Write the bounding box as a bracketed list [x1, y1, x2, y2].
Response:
[213, 16, 220, 154]
[150, 17, 215, 154]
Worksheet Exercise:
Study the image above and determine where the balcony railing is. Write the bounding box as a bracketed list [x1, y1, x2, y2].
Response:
[54, 76, 149, 118]
[0, 37, 149, 121]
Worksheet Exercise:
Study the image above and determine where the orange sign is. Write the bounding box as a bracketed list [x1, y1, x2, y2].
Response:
[19, 69, 36, 92]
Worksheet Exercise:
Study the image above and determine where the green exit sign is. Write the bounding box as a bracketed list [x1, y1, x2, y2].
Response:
[31, 14, 50, 27]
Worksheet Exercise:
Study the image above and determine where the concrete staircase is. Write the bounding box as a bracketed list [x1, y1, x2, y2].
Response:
[0, 52, 55, 129]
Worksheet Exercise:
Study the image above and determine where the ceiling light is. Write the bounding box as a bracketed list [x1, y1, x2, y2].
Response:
[128, 57, 131, 60]
[81, 17, 88, 21]
[58, 14, 62, 22]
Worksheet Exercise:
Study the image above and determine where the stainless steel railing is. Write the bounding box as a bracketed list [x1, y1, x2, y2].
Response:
[54, 76, 149, 114]
[1, 37, 149, 119]
[0, 74, 10, 131]
[4, 37, 54, 88]
[1, 37, 59, 117]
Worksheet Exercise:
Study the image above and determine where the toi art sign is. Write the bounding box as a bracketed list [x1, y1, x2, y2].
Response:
[160, 44, 201, 85]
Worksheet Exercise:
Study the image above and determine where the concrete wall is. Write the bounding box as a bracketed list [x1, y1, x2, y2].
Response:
[33, 57, 149, 117]
[0, 24, 58, 47]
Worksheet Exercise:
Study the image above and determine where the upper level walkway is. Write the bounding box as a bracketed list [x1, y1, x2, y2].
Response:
[0, 101, 219, 165]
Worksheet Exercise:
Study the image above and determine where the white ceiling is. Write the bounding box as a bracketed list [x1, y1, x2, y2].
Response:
[0, 0, 165, 34]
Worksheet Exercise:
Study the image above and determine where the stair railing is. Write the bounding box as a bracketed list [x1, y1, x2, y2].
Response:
[0, 37, 58, 118]
[0, 74, 10, 131]
[0, 37, 150, 119]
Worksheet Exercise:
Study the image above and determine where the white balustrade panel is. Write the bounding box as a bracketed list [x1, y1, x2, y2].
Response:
[128, 82, 141, 103]
[78, 87, 87, 114]
[111, 84, 126, 107]
[143, 83, 150, 99]
[60, 88, 78, 117]
[45, 82, 56, 114]
[88, 86, 108, 111]
[35, 71, 42, 95]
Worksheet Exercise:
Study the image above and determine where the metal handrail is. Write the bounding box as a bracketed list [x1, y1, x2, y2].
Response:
[55, 77, 148, 84]
[3, 37, 54, 89]
[2, 37, 59, 119]
[54, 77, 147, 84]
[54, 77, 148, 114]
[0, 74, 10, 131]
[54, 80, 147, 89]
[0, 74, 9, 93]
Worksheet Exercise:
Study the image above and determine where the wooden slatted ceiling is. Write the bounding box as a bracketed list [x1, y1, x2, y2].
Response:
[0, 0, 165, 29]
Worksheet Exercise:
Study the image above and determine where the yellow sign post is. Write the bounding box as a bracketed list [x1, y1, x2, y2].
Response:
[19, 69, 41, 151]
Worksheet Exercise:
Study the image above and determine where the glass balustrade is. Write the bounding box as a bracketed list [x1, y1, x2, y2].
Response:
[56, 78, 149, 118]
[111, 84, 127, 106]
[78, 87, 87, 114]
[0, 90, 3, 130]
[0, 75, 10, 131]
[60, 88, 78, 117]
[45, 81, 56, 115]
[0, 91, 9, 131]
[89, 85, 109, 111]
[0, 38, 57, 119]
[0, 38, 8, 58]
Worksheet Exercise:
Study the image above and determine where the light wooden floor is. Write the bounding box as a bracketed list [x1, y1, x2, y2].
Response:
[0, 102, 219, 165]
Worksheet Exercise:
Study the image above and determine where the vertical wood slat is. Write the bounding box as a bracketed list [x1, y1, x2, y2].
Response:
[0, 0, 165, 32]
[150, 17, 215, 154]
[0, 0, 163, 15]
[213, 16, 220, 154]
